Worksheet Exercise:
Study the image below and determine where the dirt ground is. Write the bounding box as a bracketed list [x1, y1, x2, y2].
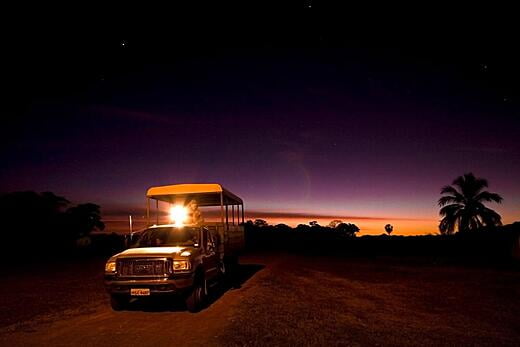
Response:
[0, 253, 519, 346]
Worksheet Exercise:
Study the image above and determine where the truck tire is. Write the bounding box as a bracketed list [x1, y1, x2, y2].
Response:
[218, 260, 227, 278]
[186, 276, 206, 313]
[110, 294, 128, 311]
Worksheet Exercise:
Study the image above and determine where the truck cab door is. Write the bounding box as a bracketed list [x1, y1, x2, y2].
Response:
[201, 228, 219, 280]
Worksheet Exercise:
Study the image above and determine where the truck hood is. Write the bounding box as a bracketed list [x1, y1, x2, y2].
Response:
[115, 246, 191, 258]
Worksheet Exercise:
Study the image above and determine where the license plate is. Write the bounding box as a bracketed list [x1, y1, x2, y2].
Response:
[131, 288, 150, 296]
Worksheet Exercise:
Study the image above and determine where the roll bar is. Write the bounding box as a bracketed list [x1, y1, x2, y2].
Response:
[145, 183, 245, 229]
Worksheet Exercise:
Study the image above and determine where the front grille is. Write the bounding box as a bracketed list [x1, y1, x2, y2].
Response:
[117, 258, 172, 277]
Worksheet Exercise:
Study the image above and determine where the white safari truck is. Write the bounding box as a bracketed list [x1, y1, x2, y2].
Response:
[104, 183, 245, 311]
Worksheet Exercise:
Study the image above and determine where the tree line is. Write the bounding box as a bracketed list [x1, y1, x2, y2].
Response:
[0, 172, 507, 260]
[0, 191, 104, 256]
[244, 219, 360, 237]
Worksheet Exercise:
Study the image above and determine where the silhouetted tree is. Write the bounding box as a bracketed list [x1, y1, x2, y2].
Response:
[0, 191, 69, 222]
[385, 224, 393, 235]
[438, 173, 503, 234]
[40, 192, 70, 211]
[0, 191, 70, 240]
[309, 220, 319, 227]
[328, 219, 343, 228]
[253, 219, 268, 227]
[65, 203, 105, 238]
[296, 224, 311, 232]
[274, 223, 291, 232]
[335, 223, 359, 237]
[0, 191, 108, 260]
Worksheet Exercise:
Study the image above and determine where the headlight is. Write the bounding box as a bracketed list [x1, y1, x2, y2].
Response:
[173, 260, 191, 271]
[180, 250, 191, 257]
[105, 261, 116, 273]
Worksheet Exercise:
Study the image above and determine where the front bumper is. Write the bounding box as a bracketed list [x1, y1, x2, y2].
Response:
[105, 274, 194, 296]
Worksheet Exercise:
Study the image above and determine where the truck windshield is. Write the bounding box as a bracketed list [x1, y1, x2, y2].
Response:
[136, 227, 200, 248]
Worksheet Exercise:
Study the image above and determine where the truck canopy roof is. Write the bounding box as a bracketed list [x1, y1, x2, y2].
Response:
[146, 183, 243, 206]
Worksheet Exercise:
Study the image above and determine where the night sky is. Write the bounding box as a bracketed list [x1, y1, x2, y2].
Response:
[2, 7, 519, 234]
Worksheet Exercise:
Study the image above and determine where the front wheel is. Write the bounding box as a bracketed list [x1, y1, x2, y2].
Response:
[110, 294, 128, 311]
[186, 278, 206, 313]
[218, 261, 226, 278]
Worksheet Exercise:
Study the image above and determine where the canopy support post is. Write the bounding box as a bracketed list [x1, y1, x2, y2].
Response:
[156, 199, 159, 225]
[220, 192, 225, 230]
[146, 198, 150, 226]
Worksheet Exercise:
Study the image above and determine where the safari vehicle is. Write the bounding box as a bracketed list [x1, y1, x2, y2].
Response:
[104, 184, 245, 312]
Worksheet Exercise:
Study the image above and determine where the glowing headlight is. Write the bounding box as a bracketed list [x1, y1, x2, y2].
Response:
[105, 261, 116, 273]
[169, 205, 188, 227]
[173, 260, 191, 271]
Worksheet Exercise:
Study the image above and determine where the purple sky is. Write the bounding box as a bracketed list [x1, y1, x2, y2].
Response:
[2, 33, 520, 234]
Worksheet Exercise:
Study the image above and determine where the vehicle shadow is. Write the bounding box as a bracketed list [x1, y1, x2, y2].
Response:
[123, 263, 265, 313]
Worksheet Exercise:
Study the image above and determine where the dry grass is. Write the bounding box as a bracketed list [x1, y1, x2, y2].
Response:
[1, 254, 519, 346]
[219, 255, 520, 346]
[0, 258, 107, 329]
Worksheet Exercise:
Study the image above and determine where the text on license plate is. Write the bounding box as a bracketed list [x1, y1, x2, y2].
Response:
[131, 288, 150, 296]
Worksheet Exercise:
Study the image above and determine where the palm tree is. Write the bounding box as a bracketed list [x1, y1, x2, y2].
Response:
[438, 173, 503, 234]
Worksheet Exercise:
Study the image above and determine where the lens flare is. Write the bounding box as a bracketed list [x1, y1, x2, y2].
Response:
[169, 205, 188, 227]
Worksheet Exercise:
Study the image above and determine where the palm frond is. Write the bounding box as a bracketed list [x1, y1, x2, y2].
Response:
[453, 173, 488, 199]
[438, 195, 463, 207]
[469, 215, 483, 230]
[439, 185, 466, 204]
[440, 185, 459, 195]
[452, 174, 467, 188]
[439, 173, 503, 233]
[473, 176, 489, 189]
[439, 204, 463, 217]
[439, 219, 449, 234]
[479, 207, 503, 227]
[439, 214, 457, 234]
[475, 191, 503, 204]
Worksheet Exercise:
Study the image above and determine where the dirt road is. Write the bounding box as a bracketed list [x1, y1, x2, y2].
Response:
[1, 254, 519, 346]
[0, 255, 266, 347]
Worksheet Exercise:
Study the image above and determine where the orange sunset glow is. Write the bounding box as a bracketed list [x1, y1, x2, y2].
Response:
[102, 210, 439, 235]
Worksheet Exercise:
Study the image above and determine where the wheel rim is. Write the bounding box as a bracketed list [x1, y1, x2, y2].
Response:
[196, 286, 202, 303]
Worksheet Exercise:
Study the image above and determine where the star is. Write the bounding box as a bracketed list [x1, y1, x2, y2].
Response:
[120, 40, 128, 47]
